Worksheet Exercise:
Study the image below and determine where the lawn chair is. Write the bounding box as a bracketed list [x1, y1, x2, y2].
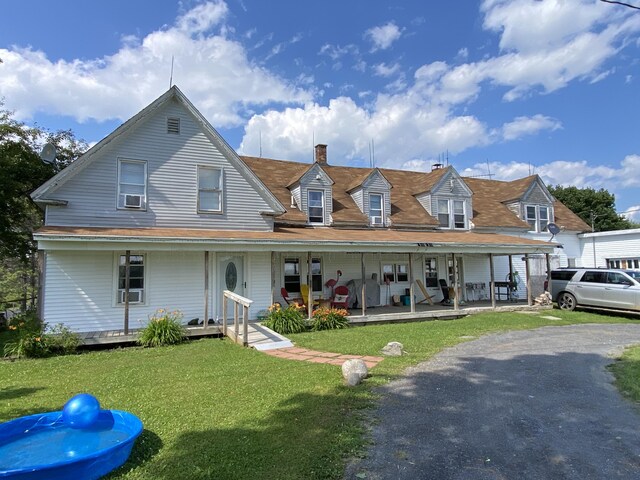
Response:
[415, 279, 434, 305]
[331, 285, 350, 309]
[439, 279, 453, 306]
[300, 284, 319, 308]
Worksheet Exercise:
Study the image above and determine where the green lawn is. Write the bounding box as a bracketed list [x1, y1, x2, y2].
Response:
[0, 309, 635, 479]
[610, 344, 640, 403]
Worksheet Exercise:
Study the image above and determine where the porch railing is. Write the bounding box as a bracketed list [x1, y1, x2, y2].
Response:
[222, 290, 253, 347]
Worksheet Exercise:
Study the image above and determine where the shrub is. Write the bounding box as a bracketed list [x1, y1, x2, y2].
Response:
[262, 303, 307, 334]
[310, 307, 349, 331]
[138, 309, 186, 347]
[3, 314, 80, 359]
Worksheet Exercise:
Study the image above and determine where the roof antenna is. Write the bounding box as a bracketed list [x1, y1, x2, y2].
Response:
[486, 159, 494, 180]
[169, 55, 175, 88]
[372, 138, 375, 168]
[368, 140, 372, 168]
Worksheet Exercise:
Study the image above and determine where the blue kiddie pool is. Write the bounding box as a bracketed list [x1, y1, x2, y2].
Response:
[0, 394, 143, 479]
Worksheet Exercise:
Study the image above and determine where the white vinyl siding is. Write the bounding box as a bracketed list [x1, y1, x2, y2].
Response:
[198, 166, 223, 213]
[117, 159, 146, 209]
[45, 100, 273, 230]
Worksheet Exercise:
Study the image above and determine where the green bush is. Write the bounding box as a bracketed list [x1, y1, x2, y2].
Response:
[138, 309, 186, 347]
[262, 303, 307, 334]
[310, 307, 350, 331]
[3, 313, 80, 358]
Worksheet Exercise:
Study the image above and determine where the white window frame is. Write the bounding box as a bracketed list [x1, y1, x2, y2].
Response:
[425, 257, 438, 288]
[369, 192, 384, 226]
[117, 159, 147, 210]
[395, 263, 409, 283]
[115, 253, 146, 306]
[308, 189, 325, 224]
[525, 204, 552, 232]
[197, 166, 223, 214]
[437, 198, 467, 229]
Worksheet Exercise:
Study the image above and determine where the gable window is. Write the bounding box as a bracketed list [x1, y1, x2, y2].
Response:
[369, 193, 383, 225]
[437, 199, 467, 229]
[437, 199, 450, 227]
[284, 258, 301, 293]
[198, 166, 223, 213]
[308, 190, 324, 224]
[117, 254, 145, 304]
[118, 159, 146, 209]
[525, 205, 551, 232]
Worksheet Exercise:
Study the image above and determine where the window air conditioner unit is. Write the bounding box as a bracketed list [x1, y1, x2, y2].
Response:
[120, 289, 142, 304]
[124, 194, 143, 208]
[372, 216, 383, 225]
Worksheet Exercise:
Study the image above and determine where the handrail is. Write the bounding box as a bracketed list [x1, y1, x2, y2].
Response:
[222, 290, 253, 347]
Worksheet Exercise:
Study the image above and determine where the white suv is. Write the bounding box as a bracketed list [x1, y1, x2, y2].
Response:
[550, 269, 640, 312]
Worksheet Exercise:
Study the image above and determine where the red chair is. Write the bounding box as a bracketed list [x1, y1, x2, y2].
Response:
[331, 285, 349, 309]
[281, 288, 304, 308]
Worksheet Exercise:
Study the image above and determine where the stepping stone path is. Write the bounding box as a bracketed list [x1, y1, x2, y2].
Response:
[263, 347, 384, 369]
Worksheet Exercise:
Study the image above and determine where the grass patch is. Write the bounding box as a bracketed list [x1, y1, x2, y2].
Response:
[610, 345, 640, 403]
[0, 309, 634, 479]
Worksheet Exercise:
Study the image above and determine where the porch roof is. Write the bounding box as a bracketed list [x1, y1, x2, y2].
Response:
[35, 226, 556, 254]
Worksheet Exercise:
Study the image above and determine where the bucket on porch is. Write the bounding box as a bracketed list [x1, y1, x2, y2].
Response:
[400, 295, 411, 306]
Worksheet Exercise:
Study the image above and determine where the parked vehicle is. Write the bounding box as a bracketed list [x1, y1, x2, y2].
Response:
[549, 268, 640, 312]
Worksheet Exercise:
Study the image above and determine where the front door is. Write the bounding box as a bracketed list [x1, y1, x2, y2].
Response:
[218, 255, 244, 317]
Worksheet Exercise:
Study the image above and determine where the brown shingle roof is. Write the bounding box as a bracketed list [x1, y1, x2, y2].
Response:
[240, 156, 589, 232]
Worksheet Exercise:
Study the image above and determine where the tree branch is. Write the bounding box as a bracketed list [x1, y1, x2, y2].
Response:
[600, 0, 640, 10]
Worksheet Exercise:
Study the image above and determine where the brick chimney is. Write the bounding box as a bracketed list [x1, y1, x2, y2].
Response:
[314, 144, 327, 165]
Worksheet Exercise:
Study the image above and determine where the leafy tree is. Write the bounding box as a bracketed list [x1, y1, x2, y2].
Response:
[549, 185, 637, 232]
[0, 105, 87, 310]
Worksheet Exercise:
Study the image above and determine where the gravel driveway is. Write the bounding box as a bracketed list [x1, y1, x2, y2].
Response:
[345, 323, 640, 480]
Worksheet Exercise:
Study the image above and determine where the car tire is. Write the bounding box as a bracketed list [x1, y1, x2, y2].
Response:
[558, 292, 577, 311]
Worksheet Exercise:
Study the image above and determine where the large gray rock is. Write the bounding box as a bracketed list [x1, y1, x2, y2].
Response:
[342, 359, 369, 386]
[382, 341, 404, 356]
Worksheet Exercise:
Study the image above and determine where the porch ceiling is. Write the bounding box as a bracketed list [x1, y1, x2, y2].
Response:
[35, 226, 557, 254]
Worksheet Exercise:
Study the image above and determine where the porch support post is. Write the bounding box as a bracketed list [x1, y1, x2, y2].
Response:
[124, 250, 130, 335]
[409, 252, 415, 313]
[452, 253, 459, 310]
[525, 253, 533, 306]
[222, 292, 227, 336]
[361, 252, 366, 316]
[508, 255, 514, 301]
[270, 251, 276, 306]
[307, 252, 313, 319]
[545, 253, 552, 294]
[36, 250, 45, 321]
[203, 251, 209, 330]
[489, 253, 496, 309]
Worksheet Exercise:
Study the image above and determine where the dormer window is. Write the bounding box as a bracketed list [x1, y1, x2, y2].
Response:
[438, 199, 467, 229]
[308, 190, 324, 224]
[369, 193, 384, 225]
[526, 205, 550, 232]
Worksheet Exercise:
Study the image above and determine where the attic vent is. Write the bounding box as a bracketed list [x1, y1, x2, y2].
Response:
[167, 117, 180, 135]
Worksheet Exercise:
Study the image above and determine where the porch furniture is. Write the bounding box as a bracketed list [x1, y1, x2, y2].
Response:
[346, 277, 381, 308]
[465, 282, 487, 301]
[415, 279, 434, 305]
[331, 286, 350, 309]
[318, 298, 332, 308]
[439, 279, 453, 306]
[300, 284, 319, 308]
[494, 281, 514, 301]
[281, 288, 304, 307]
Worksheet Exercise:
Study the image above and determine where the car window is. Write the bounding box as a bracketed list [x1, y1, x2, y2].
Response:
[551, 270, 577, 281]
[580, 271, 607, 283]
[607, 272, 631, 285]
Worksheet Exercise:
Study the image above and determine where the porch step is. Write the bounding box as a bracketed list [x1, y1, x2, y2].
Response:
[253, 340, 294, 351]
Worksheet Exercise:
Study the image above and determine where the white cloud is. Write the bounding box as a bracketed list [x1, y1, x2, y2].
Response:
[373, 62, 401, 77]
[365, 22, 403, 51]
[501, 114, 562, 141]
[623, 205, 640, 222]
[460, 154, 640, 191]
[0, 0, 311, 127]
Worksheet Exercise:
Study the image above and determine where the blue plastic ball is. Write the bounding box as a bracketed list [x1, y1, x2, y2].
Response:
[62, 393, 101, 429]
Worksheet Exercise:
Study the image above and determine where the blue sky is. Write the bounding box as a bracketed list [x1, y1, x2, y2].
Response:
[2, 0, 640, 219]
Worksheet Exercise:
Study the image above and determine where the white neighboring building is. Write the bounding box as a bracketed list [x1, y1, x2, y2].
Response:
[579, 229, 640, 270]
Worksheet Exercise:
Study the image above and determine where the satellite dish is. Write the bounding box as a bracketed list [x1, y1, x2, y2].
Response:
[547, 223, 561, 235]
[39, 143, 57, 164]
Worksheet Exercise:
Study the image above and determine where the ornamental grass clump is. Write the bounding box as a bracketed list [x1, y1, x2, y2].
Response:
[262, 303, 307, 334]
[310, 307, 349, 331]
[138, 309, 186, 347]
